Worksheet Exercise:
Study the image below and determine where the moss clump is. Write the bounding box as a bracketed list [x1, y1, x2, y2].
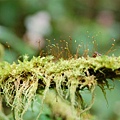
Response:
[0, 55, 120, 119]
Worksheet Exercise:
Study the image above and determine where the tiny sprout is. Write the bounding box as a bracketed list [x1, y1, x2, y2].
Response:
[23, 55, 29, 61]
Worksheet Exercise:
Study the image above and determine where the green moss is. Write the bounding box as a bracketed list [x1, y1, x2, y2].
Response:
[0, 55, 120, 119]
[0, 43, 4, 61]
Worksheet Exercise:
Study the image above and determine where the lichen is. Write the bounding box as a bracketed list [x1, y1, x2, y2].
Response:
[0, 54, 120, 119]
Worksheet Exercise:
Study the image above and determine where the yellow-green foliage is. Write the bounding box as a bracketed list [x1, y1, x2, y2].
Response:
[0, 43, 4, 61]
[0, 55, 120, 120]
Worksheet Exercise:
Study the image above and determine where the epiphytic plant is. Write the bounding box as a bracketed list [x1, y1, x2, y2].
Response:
[0, 40, 120, 120]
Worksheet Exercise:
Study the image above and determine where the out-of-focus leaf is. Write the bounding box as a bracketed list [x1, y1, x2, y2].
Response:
[3, 49, 18, 63]
[0, 43, 4, 61]
[0, 26, 37, 56]
[0, 111, 9, 120]
[0, 1, 21, 27]
[23, 95, 52, 120]
[47, 0, 66, 20]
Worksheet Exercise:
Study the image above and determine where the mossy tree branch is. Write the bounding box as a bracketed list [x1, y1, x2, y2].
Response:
[0, 55, 120, 120]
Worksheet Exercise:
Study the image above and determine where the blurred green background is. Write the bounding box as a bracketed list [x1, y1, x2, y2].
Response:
[0, 0, 120, 120]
